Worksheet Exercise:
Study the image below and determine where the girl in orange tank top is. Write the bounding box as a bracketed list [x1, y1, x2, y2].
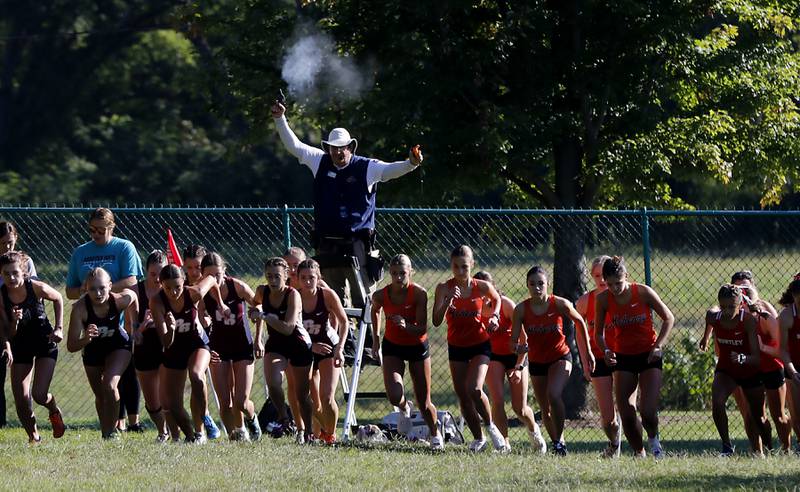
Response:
[371, 255, 441, 449]
[432, 245, 505, 452]
[575, 254, 621, 457]
[777, 274, 800, 453]
[594, 256, 674, 458]
[703, 284, 767, 456]
[475, 271, 546, 454]
[510, 266, 592, 456]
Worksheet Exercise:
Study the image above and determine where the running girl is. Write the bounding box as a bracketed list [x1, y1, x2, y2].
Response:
[67, 267, 138, 439]
[510, 266, 593, 456]
[701, 284, 769, 456]
[432, 245, 505, 452]
[371, 254, 442, 450]
[778, 274, 800, 453]
[181, 244, 221, 440]
[575, 255, 622, 457]
[201, 252, 261, 441]
[595, 256, 674, 458]
[297, 259, 347, 444]
[149, 264, 225, 443]
[0, 251, 64, 443]
[252, 257, 314, 444]
[475, 270, 546, 454]
[133, 250, 172, 442]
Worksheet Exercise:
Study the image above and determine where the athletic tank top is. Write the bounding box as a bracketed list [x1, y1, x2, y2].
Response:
[382, 284, 426, 346]
[757, 317, 783, 372]
[1, 280, 53, 339]
[712, 310, 757, 379]
[262, 285, 312, 346]
[159, 290, 207, 346]
[84, 295, 128, 345]
[203, 277, 253, 351]
[788, 305, 800, 365]
[586, 289, 615, 357]
[302, 289, 339, 347]
[445, 279, 488, 347]
[606, 283, 656, 355]
[522, 296, 570, 364]
[487, 299, 513, 356]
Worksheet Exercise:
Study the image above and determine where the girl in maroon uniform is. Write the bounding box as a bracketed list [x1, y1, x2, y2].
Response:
[297, 259, 347, 444]
[372, 255, 441, 449]
[575, 255, 622, 457]
[778, 274, 800, 452]
[67, 268, 138, 439]
[510, 265, 592, 456]
[0, 251, 65, 443]
[133, 250, 172, 441]
[201, 252, 261, 441]
[702, 284, 768, 456]
[595, 256, 674, 458]
[149, 264, 225, 443]
[475, 270, 546, 454]
[252, 257, 314, 443]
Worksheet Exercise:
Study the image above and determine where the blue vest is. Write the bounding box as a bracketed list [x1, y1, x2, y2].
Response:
[312, 154, 377, 238]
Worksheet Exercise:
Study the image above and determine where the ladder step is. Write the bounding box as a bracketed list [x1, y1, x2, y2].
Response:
[343, 391, 386, 399]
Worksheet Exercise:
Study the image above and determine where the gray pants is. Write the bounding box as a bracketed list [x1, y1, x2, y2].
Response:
[316, 237, 377, 309]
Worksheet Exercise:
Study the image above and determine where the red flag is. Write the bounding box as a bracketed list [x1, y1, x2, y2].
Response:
[166, 228, 183, 267]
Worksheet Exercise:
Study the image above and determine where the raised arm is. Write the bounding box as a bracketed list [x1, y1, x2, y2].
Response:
[271, 103, 324, 174]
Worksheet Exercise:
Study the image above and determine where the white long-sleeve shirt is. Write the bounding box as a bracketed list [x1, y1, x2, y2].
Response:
[274, 116, 418, 193]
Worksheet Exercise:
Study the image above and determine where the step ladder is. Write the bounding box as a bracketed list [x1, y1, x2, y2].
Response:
[314, 252, 385, 442]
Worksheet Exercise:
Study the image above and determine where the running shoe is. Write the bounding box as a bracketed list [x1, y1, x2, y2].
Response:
[229, 428, 250, 442]
[720, 443, 735, 457]
[49, 410, 65, 438]
[528, 427, 547, 455]
[245, 416, 262, 441]
[28, 434, 42, 445]
[634, 449, 647, 458]
[430, 434, 445, 451]
[602, 438, 621, 458]
[126, 422, 145, 433]
[155, 433, 170, 444]
[295, 430, 306, 445]
[468, 438, 487, 452]
[319, 430, 337, 445]
[102, 431, 121, 441]
[486, 423, 506, 451]
[189, 432, 208, 445]
[648, 436, 664, 459]
[202, 415, 221, 440]
[553, 441, 567, 456]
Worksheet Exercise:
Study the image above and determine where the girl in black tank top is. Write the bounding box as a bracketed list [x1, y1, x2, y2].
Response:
[0, 251, 65, 443]
[151, 263, 226, 443]
[200, 254, 261, 441]
[132, 251, 170, 441]
[66, 267, 137, 439]
[296, 259, 348, 444]
[254, 257, 314, 442]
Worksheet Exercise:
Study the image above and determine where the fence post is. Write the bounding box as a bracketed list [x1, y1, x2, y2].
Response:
[282, 204, 292, 250]
[640, 207, 652, 286]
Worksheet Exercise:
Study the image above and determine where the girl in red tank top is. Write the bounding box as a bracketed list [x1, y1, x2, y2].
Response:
[371, 255, 441, 448]
[778, 274, 800, 452]
[728, 270, 790, 452]
[475, 271, 546, 454]
[594, 256, 674, 458]
[510, 266, 592, 456]
[575, 254, 621, 457]
[704, 284, 768, 456]
[432, 245, 505, 452]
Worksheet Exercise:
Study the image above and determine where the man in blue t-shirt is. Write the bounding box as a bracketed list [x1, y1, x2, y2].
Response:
[65, 208, 143, 300]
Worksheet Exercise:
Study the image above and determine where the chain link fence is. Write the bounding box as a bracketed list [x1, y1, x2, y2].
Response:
[1, 206, 799, 450]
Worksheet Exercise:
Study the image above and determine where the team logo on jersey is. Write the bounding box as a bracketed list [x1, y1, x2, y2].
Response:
[717, 337, 744, 346]
[304, 319, 322, 336]
[175, 318, 194, 333]
[525, 324, 560, 335]
[215, 307, 237, 326]
[95, 325, 116, 339]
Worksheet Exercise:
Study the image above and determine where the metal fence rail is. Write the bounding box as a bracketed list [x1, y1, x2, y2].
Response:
[1, 205, 799, 449]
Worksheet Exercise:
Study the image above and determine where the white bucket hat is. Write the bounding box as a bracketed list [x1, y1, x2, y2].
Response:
[322, 128, 358, 153]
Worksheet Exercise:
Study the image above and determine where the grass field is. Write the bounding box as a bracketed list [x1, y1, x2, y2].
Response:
[1, 426, 799, 490]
